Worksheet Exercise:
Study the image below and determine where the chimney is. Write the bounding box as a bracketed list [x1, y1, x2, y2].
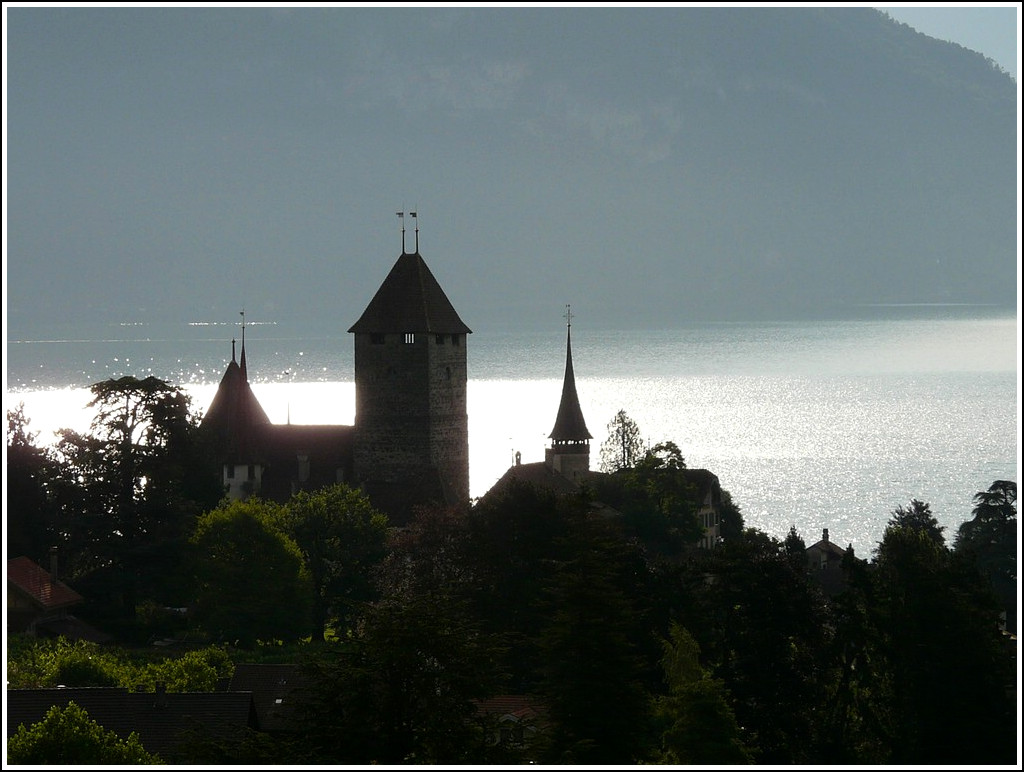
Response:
[822, 528, 829, 543]
[49, 546, 59, 581]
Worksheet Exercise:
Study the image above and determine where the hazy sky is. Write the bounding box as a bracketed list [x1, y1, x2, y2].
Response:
[878, 5, 1019, 78]
[3, 4, 1019, 342]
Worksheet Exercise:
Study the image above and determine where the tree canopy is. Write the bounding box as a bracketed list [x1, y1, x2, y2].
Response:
[189, 498, 313, 648]
[599, 409, 646, 472]
[7, 702, 162, 765]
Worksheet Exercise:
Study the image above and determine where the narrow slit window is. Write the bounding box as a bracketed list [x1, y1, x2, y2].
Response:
[404, 333, 415, 344]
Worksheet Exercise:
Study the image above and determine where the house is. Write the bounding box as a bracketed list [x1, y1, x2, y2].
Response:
[202, 229, 471, 526]
[227, 663, 310, 735]
[805, 528, 851, 596]
[473, 694, 548, 752]
[5, 686, 258, 761]
[6, 553, 108, 642]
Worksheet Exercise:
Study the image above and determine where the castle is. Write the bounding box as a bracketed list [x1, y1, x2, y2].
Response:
[202, 227, 721, 543]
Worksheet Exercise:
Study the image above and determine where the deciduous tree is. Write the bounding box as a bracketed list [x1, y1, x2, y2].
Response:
[189, 498, 313, 648]
[651, 622, 753, 764]
[282, 484, 390, 640]
[47, 376, 222, 620]
[599, 409, 645, 472]
[7, 702, 161, 764]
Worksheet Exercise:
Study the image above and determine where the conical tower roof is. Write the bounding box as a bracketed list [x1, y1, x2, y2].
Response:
[202, 339, 271, 449]
[549, 320, 592, 441]
[349, 251, 471, 334]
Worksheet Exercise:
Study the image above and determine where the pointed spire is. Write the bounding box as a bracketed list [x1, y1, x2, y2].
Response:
[239, 310, 248, 380]
[549, 305, 592, 441]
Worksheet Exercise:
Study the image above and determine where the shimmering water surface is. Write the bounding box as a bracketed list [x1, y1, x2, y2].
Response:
[6, 311, 1018, 555]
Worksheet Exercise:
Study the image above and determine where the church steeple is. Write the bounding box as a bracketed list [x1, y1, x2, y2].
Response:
[547, 305, 591, 478]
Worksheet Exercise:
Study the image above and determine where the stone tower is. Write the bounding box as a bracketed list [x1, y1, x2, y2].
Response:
[348, 247, 472, 520]
[546, 307, 592, 480]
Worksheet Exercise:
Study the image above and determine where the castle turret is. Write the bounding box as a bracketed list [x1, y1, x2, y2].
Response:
[202, 336, 272, 498]
[546, 306, 591, 480]
[349, 246, 471, 521]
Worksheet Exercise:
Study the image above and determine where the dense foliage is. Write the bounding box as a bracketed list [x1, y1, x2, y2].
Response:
[7, 702, 162, 764]
[6, 392, 1018, 765]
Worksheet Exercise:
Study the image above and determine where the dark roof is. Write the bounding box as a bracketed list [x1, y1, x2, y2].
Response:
[5, 688, 257, 759]
[256, 424, 356, 503]
[348, 252, 471, 334]
[549, 325, 591, 441]
[34, 616, 113, 644]
[7, 556, 83, 610]
[227, 664, 310, 734]
[201, 342, 271, 454]
[807, 530, 848, 559]
[485, 461, 584, 499]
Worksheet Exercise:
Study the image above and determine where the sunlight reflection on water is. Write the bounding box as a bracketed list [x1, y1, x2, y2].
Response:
[6, 314, 1018, 555]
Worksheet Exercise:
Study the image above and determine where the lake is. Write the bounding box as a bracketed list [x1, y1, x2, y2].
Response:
[5, 307, 1019, 555]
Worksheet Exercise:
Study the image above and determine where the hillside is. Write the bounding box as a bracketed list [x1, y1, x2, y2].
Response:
[6, 7, 1017, 333]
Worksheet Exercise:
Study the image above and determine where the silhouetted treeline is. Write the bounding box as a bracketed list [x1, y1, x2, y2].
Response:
[6, 382, 1018, 764]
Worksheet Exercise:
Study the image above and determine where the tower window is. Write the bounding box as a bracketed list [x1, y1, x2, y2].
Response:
[404, 333, 415, 344]
[436, 334, 445, 345]
[371, 334, 386, 345]
[451, 334, 460, 346]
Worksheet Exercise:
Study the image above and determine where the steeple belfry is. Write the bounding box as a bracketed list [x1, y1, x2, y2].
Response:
[546, 305, 591, 479]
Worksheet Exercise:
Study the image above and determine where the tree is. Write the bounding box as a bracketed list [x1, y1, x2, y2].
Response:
[599, 409, 645, 472]
[6, 403, 54, 561]
[651, 622, 753, 764]
[591, 440, 704, 557]
[298, 504, 508, 764]
[5, 635, 233, 693]
[886, 499, 945, 547]
[7, 702, 161, 764]
[282, 484, 390, 640]
[47, 376, 222, 620]
[717, 489, 746, 543]
[783, 525, 807, 570]
[954, 480, 1016, 632]
[535, 519, 654, 764]
[673, 529, 831, 763]
[467, 480, 590, 691]
[866, 524, 1016, 763]
[189, 498, 313, 648]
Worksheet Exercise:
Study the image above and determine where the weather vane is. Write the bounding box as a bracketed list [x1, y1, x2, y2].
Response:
[564, 303, 573, 328]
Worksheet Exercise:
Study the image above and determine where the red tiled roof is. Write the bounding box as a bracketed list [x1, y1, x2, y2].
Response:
[7, 557, 83, 610]
[474, 695, 548, 723]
